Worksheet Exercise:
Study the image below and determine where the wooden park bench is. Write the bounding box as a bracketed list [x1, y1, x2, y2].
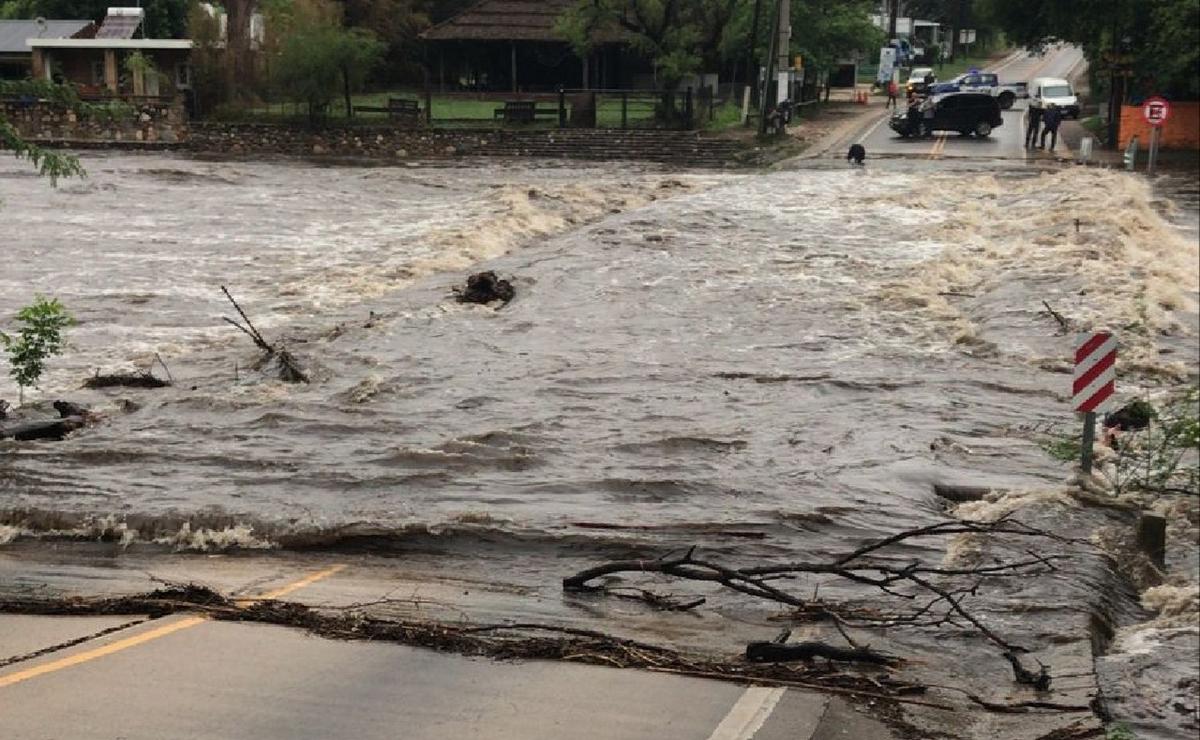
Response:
[493, 100, 559, 124]
[353, 97, 421, 123]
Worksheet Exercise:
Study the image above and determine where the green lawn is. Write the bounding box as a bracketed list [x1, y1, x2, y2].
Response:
[219, 90, 708, 129]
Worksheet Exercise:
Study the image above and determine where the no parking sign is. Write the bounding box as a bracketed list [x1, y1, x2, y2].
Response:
[1142, 97, 1171, 127]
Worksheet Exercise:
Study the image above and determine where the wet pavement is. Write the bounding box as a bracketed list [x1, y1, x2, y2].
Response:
[0, 567, 897, 740]
[836, 45, 1086, 162]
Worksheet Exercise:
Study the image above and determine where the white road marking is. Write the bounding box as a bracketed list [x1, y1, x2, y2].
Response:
[857, 113, 890, 145]
[706, 686, 787, 740]
[988, 49, 1026, 75]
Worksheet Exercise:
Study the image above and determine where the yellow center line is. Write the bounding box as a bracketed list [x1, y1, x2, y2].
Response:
[0, 616, 207, 689]
[0, 563, 346, 689]
[247, 564, 346, 601]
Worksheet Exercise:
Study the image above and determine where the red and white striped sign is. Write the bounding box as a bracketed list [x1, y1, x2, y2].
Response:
[1073, 332, 1117, 413]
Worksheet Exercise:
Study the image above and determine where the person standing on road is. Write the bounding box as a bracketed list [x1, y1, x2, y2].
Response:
[920, 94, 936, 137]
[886, 79, 899, 109]
[1040, 103, 1062, 150]
[1025, 104, 1043, 148]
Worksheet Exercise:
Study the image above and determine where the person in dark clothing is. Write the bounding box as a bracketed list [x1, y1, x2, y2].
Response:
[1040, 104, 1063, 150]
[1025, 105, 1043, 148]
[905, 98, 922, 137]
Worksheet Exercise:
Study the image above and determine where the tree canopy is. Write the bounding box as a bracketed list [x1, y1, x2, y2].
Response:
[270, 0, 385, 119]
[977, 0, 1199, 99]
[557, 0, 748, 87]
[557, 0, 882, 87]
[791, 0, 883, 73]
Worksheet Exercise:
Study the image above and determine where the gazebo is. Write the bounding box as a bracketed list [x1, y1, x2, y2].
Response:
[421, 0, 628, 92]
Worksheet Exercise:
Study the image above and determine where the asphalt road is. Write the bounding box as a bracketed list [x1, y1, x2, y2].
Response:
[856, 45, 1087, 161]
[0, 564, 897, 740]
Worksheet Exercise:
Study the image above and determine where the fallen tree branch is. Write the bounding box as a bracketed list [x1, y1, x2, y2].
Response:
[745, 640, 897, 666]
[562, 518, 1071, 682]
[220, 286, 309, 383]
[1042, 300, 1071, 333]
[83, 369, 170, 389]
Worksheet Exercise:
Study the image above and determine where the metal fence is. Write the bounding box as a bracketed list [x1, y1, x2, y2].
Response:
[206, 87, 713, 131]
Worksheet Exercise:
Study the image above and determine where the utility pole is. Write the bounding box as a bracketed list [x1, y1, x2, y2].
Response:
[777, 0, 790, 73]
[743, 0, 763, 94]
[757, 0, 781, 136]
[777, 0, 791, 103]
[887, 0, 897, 38]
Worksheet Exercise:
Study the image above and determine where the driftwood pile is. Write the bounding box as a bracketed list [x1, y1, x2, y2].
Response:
[0, 400, 90, 441]
[562, 516, 1070, 692]
[455, 271, 515, 306]
[83, 370, 170, 389]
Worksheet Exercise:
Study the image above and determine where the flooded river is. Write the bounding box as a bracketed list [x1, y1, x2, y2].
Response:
[0, 154, 1196, 561]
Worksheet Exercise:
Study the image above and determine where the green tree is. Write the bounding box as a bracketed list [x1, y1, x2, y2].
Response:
[0, 296, 72, 405]
[271, 0, 385, 121]
[976, 0, 1198, 99]
[339, 0, 429, 82]
[791, 0, 884, 76]
[558, 0, 750, 88]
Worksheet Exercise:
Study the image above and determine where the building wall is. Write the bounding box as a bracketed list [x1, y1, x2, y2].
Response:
[36, 49, 191, 94]
[1118, 103, 1200, 150]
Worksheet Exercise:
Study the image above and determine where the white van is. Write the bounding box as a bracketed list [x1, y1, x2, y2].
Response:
[1029, 77, 1080, 119]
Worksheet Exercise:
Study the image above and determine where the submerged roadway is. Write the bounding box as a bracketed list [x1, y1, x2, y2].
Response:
[0, 45, 1093, 740]
[0, 560, 896, 740]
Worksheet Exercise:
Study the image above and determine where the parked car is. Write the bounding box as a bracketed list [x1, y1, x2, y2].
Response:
[930, 71, 1025, 109]
[906, 67, 936, 95]
[996, 82, 1027, 110]
[1028, 77, 1080, 118]
[889, 92, 1004, 138]
[929, 71, 998, 95]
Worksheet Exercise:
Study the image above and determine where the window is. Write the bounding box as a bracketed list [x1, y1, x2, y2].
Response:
[1043, 85, 1071, 97]
[175, 63, 191, 88]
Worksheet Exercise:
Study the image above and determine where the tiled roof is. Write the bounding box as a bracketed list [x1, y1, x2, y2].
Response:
[0, 20, 92, 53]
[422, 0, 577, 42]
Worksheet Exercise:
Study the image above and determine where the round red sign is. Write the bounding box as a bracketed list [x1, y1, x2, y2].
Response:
[1142, 96, 1171, 127]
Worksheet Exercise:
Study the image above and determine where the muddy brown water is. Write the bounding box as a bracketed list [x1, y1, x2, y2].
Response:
[1, 152, 1197, 738]
[0, 153, 1195, 562]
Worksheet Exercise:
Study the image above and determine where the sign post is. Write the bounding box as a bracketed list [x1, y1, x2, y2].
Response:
[1142, 96, 1171, 176]
[1073, 332, 1117, 473]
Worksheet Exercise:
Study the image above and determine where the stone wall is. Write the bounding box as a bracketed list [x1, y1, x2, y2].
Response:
[1, 98, 186, 145]
[188, 122, 486, 158]
[187, 123, 746, 166]
[1, 103, 746, 166]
